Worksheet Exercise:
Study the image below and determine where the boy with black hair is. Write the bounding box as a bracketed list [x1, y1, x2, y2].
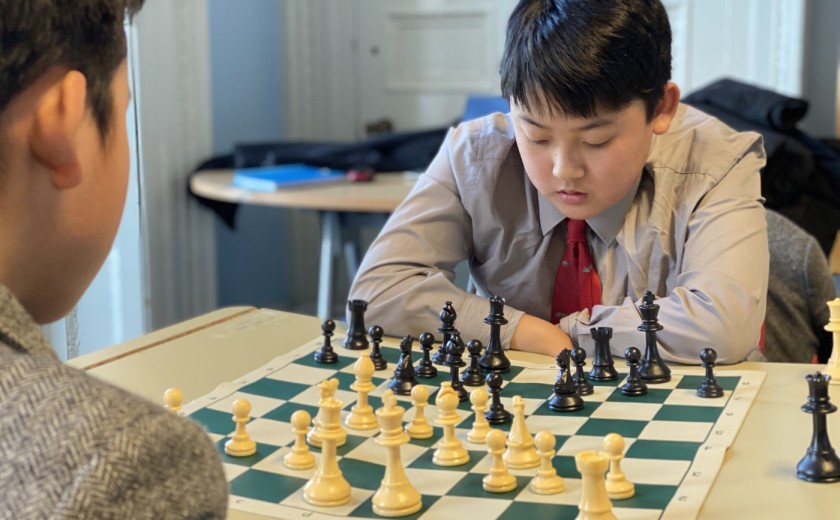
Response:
[350, 0, 768, 364]
[0, 1, 228, 517]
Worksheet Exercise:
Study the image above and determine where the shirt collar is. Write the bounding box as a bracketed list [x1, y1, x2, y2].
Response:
[537, 172, 643, 246]
[0, 284, 57, 358]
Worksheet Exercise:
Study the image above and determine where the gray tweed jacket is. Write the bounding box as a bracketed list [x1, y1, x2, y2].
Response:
[0, 285, 228, 519]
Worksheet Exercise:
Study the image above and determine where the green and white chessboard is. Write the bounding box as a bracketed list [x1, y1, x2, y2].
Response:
[181, 335, 764, 520]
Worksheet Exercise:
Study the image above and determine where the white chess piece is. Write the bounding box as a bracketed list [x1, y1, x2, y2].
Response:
[825, 298, 840, 385]
[406, 384, 433, 439]
[303, 393, 351, 507]
[224, 398, 257, 457]
[575, 450, 616, 520]
[603, 433, 634, 499]
[433, 389, 469, 466]
[284, 410, 316, 470]
[482, 429, 517, 493]
[346, 352, 378, 430]
[503, 395, 540, 469]
[163, 387, 182, 413]
[372, 390, 423, 517]
[529, 430, 564, 494]
[308, 378, 346, 447]
[467, 387, 491, 444]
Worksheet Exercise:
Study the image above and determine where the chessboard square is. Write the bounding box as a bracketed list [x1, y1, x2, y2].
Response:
[406, 467, 470, 496]
[339, 458, 385, 490]
[663, 388, 729, 406]
[621, 458, 690, 486]
[229, 468, 308, 504]
[420, 495, 511, 519]
[408, 447, 484, 472]
[653, 404, 724, 423]
[290, 351, 356, 370]
[221, 462, 249, 481]
[555, 434, 609, 457]
[238, 378, 308, 401]
[575, 417, 648, 438]
[261, 402, 318, 425]
[530, 399, 601, 418]
[280, 484, 374, 517]
[344, 436, 428, 467]
[528, 412, 589, 436]
[502, 382, 553, 400]
[188, 408, 236, 436]
[349, 494, 439, 520]
[552, 454, 581, 479]
[269, 362, 349, 384]
[676, 374, 740, 391]
[243, 417, 296, 446]
[615, 483, 678, 510]
[447, 472, 530, 499]
[206, 392, 286, 418]
[497, 501, 579, 520]
[215, 439, 278, 467]
[606, 387, 671, 404]
[638, 420, 712, 443]
[590, 401, 661, 421]
[626, 439, 700, 461]
[507, 367, 556, 386]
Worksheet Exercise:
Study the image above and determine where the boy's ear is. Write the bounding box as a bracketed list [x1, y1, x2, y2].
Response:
[651, 81, 681, 135]
[30, 70, 88, 189]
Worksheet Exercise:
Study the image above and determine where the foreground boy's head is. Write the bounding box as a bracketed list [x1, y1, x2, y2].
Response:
[0, 0, 144, 324]
[500, 0, 680, 221]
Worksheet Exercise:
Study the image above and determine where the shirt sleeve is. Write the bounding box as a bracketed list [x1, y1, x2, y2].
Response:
[570, 144, 769, 365]
[349, 129, 524, 346]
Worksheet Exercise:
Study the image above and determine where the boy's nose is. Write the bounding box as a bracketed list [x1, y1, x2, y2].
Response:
[552, 152, 584, 180]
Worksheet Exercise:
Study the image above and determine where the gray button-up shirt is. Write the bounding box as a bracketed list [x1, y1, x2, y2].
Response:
[350, 104, 768, 364]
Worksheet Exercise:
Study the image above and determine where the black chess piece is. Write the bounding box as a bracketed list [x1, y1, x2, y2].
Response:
[696, 348, 724, 398]
[343, 299, 369, 350]
[388, 335, 419, 395]
[433, 301, 456, 366]
[415, 332, 438, 378]
[368, 325, 387, 371]
[619, 347, 648, 396]
[548, 349, 584, 412]
[461, 339, 486, 387]
[589, 327, 618, 381]
[314, 319, 338, 364]
[571, 346, 594, 396]
[478, 295, 511, 373]
[446, 332, 469, 402]
[484, 372, 512, 424]
[637, 291, 671, 383]
[796, 372, 840, 483]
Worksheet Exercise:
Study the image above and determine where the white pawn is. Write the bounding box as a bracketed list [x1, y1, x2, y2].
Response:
[575, 450, 616, 520]
[225, 398, 257, 457]
[824, 298, 840, 385]
[482, 429, 517, 493]
[346, 352, 378, 430]
[503, 395, 540, 469]
[163, 387, 182, 413]
[406, 384, 433, 439]
[372, 390, 423, 517]
[467, 387, 491, 444]
[433, 389, 469, 466]
[284, 410, 316, 470]
[529, 430, 564, 494]
[603, 433, 634, 499]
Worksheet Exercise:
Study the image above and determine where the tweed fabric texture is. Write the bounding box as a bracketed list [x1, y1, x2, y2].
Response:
[0, 285, 229, 519]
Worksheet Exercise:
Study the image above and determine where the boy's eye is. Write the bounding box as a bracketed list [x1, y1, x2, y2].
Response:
[527, 137, 549, 145]
[585, 139, 611, 149]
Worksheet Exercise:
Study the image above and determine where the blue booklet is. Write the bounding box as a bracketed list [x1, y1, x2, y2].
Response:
[232, 164, 345, 192]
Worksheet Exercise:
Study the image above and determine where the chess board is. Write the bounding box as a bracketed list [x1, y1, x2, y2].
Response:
[180, 335, 765, 520]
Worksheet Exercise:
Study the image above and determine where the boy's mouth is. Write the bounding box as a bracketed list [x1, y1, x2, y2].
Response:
[556, 189, 587, 204]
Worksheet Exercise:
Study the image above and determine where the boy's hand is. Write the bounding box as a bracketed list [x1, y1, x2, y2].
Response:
[510, 314, 573, 357]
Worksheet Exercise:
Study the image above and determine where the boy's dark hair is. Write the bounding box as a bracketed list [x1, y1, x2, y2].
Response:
[501, 0, 672, 120]
[0, 0, 145, 138]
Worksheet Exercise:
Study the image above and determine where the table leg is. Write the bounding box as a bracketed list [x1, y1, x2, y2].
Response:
[318, 211, 341, 319]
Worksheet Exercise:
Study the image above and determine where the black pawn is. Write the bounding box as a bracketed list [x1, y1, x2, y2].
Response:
[571, 347, 594, 396]
[478, 295, 511, 373]
[368, 325, 387, 371]
[696, 348, 724, 398]
[415, 332, 438, 378]
[619, 347, 648, 396]
[484, 372, 512, 425]
[433, 301, 456, 366]
[446, 332, 469, 402]
[314, 319, 338, 364]
[461, 339, 486, 387]
[343, 299, 369, 350]
[548, 349, 584, 412]
[637, 291, 671, 383]
[388, 335, 419, 396]
[796, 372, 840, 483]
[589, 327, 618, 381]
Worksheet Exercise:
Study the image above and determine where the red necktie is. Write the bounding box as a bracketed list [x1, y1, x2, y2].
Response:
[551, 219, 602, 324]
